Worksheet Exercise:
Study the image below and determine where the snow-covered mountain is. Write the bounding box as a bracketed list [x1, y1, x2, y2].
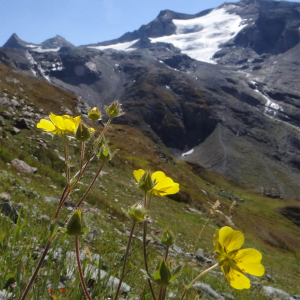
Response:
[1, 0, 300, 198]
[3, 34, 75, 52]
[88, 6, 247, 64]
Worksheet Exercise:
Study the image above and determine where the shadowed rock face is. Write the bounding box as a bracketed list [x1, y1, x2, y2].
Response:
[278, 206, 300, 226]
[1, 0, 300, 198]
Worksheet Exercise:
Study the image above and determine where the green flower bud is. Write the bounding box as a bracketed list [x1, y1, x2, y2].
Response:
[104, 100, 124, 119]
[138, 171, 156, 192]
[75, 122, 94, 142]
[66, 209, 87, 236]
[161, 227, 175, 248]
[122, 202, 148, 223]
[88, 107, 102, 122]
[97, 144, 118, 162]
[141, 259, 181, 287]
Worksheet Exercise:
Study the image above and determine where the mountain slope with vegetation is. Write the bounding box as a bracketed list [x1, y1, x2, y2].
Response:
[0, 63, 299, 299]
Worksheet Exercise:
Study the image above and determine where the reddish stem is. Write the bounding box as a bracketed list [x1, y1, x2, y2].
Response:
[76, 237, 93, 300]
[143, 221, 156, 300]
[20, 239, 52, 300]
[114, 222, 136, 300]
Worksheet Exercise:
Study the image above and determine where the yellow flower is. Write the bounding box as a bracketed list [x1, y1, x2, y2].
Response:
[133, 169, 179, 196]
[37, 113, 81, 135]
[214, 226, 265, 290]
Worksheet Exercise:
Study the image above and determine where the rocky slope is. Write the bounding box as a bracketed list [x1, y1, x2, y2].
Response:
[1, 0, 300, 199]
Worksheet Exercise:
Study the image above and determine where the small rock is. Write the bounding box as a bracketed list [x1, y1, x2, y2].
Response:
[0, 192, 11, 202]
[15, 203, 23, 211]
[187, 207, 202, 215]
[14, 118, 30, 129]
[38, 215, 51, 223]
[64, 199, 77, 208]
[222, 293, 236, 300]
[0, 202, 19, 223]
[193, 282, 224, 300]
[294, 295, 300, 300]
[185, 252, 194, 259]
[11, 127, 21, 135]
[11, 99, 20, 107]
[170, 244, 184, 255]
[195, 249, 206, 262]
[11, 159, 37, 173]
[43, 196, 59, 205]
[266, 274, 275, 282]
[1, 111, 12, 119]
[0, 116, 5, 126]
[261, 286, 292, 300]
[90, 228, 100, 236]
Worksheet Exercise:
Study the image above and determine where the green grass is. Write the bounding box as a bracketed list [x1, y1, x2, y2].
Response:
[0, 64, 299, 299]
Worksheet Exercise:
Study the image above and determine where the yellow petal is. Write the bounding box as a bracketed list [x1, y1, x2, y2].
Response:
[219, 227, 244, 253]
[53, 116, 66, 130]
[133, 169, 145, 182]
[151, 171, 166, 183]
[224, 267, 250, 290]
[154, 177, 174, 189]
[37, 119, 56, 132]
[158, 183, 179, 196]
[74, 116, 81, 127]
[49, 113, 57, 124]
[63, 119, 76, 133]
[235, 249, 265, 276]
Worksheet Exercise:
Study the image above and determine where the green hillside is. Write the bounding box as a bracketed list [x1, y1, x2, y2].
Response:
[0, 63, 299, 299]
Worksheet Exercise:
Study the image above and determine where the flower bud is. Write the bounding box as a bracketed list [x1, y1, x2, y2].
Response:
[97, 144, 118, 162]
[104, 100, 124, 119]
[88, 107, 102, 122]
[138, 171, 156, 192]
[75, 122, 94, 142]
[161, 227, 175, 248]
[122, 202, 148, 223]
[156, 259, 171, 287]
[141, 259, 181, 287]
[66, 209, 87, 236]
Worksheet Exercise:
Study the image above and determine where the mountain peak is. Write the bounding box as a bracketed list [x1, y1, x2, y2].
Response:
[41, 35, 75, 49]
[3, 33, 29, 49]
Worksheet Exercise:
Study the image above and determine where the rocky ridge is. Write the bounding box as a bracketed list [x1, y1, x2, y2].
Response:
[1, 0, 300, 199]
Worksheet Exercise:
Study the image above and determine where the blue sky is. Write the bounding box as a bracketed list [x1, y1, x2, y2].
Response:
[1, 0, 299, 47]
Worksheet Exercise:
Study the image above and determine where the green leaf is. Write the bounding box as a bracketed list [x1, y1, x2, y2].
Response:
[140, 269, 152, 280]
[154, 269, 161, 281]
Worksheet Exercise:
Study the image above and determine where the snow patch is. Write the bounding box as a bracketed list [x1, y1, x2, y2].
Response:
[25, 51, 37, 76]
[37, 65, 50, 82]
[31, 46, 60, 53]
[150, 8, 246, 64]
[88, 39, 139, 52]
[85, 61, 98, 72]
[254, 89, 284, 118]
[182, 149, 194, 157]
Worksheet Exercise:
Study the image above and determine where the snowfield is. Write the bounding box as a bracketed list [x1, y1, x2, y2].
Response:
[150, 7, 246, 64]
[88, 39, 139, 52]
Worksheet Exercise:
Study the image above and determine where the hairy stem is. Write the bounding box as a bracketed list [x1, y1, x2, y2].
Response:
[158, 288, 163, 300]
[20, 238, 53, 300]
[143, 221, 156, 300]
[76, 237, 92, 300]
[114, 221, 136, 300]
[139, 283, 147, 300]
[76, 162, 104, 208]
[165, 247, 169, 261]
